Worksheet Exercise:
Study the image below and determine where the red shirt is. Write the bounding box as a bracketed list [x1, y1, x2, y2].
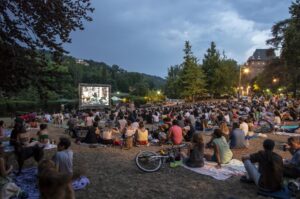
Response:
[169, 125, 183, 145]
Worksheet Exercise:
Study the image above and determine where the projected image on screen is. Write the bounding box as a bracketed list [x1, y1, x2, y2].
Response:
[79, 84, 110, 108]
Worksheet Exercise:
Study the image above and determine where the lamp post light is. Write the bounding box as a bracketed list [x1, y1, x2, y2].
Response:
[272, 78, 279, 83]
[238, 64, 250, 100]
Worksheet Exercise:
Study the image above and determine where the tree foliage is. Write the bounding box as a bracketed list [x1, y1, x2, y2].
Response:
[164, 41, 239, 100]
[266, 0, 300, 96]
[202, 42, 221, 95]
[179, 41, 206, 101]
[164, 65, 182, 98]
[0, 0, 94, 93]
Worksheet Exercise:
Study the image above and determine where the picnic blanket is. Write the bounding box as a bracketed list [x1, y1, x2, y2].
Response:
[274, 132, 300, 137]
[12, 167, 39, 199]
[4, 129, 12, 138]
[12, 167, 90, 199]
[2, 141, 57, 153]
[182, 159, 246, 180]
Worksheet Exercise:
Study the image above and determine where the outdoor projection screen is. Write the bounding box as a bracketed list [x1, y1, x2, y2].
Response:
[79, 83, 111, 109]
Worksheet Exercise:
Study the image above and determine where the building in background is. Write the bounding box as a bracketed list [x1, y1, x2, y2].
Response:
[246, 49, 276, 80]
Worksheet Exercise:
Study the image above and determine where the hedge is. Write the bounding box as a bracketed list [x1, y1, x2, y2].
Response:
[0, 100, 78, 117]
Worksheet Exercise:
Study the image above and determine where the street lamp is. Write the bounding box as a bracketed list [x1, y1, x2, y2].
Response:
[238, 65, 250, 99]
[157, 90, 161, 95]
[272, 78, 278, 83]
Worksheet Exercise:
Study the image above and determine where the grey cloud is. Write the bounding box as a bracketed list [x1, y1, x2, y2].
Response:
[64, 0, 291, 77]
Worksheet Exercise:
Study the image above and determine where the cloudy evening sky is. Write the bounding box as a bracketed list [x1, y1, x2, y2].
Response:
[65, 0, 291, 78]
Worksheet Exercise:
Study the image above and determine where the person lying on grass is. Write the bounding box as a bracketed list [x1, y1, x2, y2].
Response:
[241, 139, 283, 192]
[205, 129, 233, 169]
[283, 137, 300, 178]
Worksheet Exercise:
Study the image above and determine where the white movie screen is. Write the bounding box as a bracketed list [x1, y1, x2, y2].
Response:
[80, 85, 110, 107]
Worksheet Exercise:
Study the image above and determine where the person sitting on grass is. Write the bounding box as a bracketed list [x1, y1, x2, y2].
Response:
[99, 122, 119, 145]
[37, 124, 50, 145]
[158, 117, 172, 145]
[135, 122, 149, 146]
[38, 159, 75, 199]
[123, 120, 136, 150]
[168, 120, 183, 145]
[0, 145, 28, 199]
[283, 137, 300, 179]
[182, 119, 195, 142]
[52, 137, 73, 176]
[80, 122, 98, 144]
[206, 129, 233, 169]
[229, 122, 247, 149]
[241, 139, 283, 192]
[182, 133, 204, 168]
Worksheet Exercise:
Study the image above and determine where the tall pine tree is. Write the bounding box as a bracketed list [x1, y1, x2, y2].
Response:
[202, 42, 221, 96]
[179, 41, 206, 101]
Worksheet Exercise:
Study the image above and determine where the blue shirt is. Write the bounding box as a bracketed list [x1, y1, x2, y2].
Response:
[291, 149, 300, 168]
[230, 128, 246, 149]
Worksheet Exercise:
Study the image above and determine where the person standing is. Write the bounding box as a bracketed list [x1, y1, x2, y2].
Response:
[52, 137, 73, 176]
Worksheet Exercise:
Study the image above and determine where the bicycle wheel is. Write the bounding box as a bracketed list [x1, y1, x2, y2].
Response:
[135, 151, 162, 172]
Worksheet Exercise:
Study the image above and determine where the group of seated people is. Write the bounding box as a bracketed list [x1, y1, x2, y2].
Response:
[73, 117, 150, 150]
[241, 137, 300, 192]
[0, 133, 75, 199]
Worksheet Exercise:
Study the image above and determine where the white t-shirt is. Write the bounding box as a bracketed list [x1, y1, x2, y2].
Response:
[240, 122, 249, 136]
[132, 122, 139, 130]
[274, 116, 281, 125]
[125, 128, 136, 137]
[224, 114, 230, 124]
[152, 115, 159, 123]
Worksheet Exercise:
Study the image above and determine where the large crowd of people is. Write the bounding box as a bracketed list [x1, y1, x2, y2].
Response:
[0, 95, 299, 198]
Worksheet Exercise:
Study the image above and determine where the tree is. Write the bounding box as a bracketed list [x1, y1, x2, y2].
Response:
[213, 58, 239, 95]
[202, 42, 221, 96]
[0, 0, 94, 93]
[256, 58, 288, 93]
[164, 65, 182, 98]
[179, 41, 206, 101]
[267, 0, 300, 97]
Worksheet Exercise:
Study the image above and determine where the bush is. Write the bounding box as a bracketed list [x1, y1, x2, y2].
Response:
[0, 99, 78, 116]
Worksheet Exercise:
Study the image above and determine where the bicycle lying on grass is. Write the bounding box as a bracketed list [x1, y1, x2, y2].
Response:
[135, 143, 188, 172]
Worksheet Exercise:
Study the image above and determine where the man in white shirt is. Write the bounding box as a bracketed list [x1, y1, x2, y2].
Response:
[239, 118, 249, 136]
